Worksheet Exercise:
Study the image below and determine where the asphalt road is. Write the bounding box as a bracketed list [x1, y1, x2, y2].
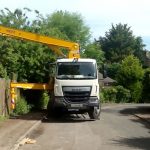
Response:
[20, 104, 150, 150]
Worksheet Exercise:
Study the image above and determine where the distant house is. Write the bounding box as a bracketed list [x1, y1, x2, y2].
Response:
[98, 72, 116, 87]
[103, 77, 117, 86]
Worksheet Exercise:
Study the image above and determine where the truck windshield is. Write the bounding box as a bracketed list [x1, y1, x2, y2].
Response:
[56, 62, 97, 79]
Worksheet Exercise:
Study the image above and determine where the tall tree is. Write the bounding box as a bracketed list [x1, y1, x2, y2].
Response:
[42, 11, 91, 50]
[98, 23, 145, 63]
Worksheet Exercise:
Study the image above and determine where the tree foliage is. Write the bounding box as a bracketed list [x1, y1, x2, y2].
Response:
[104, 63, 121, 79]
[98, 23, 145, 63]
[142, 68, 150, 102]
[81, 42, 104, 69]
[44, 11, 91, 49]
[0, 64, 7, 78]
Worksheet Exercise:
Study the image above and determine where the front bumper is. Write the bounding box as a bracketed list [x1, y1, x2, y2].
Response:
[53, 96, 100, 110]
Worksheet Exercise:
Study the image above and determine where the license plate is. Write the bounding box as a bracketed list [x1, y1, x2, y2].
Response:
[71, 104, 83, 108]
[68, 109, 79, 111]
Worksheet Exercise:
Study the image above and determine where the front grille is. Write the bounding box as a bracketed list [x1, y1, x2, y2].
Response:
[62, 86, 91, 103]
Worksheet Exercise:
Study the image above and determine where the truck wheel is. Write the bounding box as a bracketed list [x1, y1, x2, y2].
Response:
[47, 100, 63, 118]
[88, 103, 101, 120]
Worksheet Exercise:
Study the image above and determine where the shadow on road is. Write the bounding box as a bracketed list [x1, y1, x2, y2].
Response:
[112, 105, 150, 150]
[42, 114, 95, 123]
[120, 106, 150, 116]
[9, 109, 96, 123]
[9, 110, 45, 121]
[119, 106, 150, 130]
[112, 137, 150, 150]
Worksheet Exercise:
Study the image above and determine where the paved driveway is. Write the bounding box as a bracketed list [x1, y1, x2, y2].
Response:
[20, 104, 150, 150]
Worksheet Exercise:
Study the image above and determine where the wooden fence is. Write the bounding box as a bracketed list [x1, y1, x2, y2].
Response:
[0, 78, 11, 116]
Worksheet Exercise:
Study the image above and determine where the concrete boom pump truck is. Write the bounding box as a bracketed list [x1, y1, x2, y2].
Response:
[0, 25, 101, 119]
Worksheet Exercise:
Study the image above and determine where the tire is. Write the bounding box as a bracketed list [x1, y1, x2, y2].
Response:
[47, 99, 63, 118]
[88, 103, 101, 120]
[47, 92, 55, 117]
[47, 99, 54, 117]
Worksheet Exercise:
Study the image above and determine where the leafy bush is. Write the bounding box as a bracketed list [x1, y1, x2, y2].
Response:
[101, 87, 117, 102]
[101, 86, 131, 103]
[14, 97, 30, 115]
[38, 91, 49, 109]
[129, 81, 143, 103]
[100, 92, 105, 103]
[115, 85, 131, 103]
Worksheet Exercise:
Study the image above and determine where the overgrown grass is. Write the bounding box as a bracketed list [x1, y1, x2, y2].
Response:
[0, 115, 8, 122]
[38, 91, 49, 110]
[13, 96, 31, 115]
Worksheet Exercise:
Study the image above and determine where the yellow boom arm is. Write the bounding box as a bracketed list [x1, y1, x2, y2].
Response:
[0, 25, 80, 58]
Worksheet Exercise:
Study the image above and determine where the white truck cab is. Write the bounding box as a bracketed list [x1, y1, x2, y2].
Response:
[47, 58, 101, 119]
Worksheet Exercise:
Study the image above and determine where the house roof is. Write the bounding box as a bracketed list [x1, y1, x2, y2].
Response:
[103, 77, 117, 83]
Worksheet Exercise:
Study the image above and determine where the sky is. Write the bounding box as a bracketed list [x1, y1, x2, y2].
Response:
[0, 0, 150, 49]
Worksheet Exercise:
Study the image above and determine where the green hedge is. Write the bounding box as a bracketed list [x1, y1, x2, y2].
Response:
[101, 86, 131, 103]
[13, 96, 30, 115]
